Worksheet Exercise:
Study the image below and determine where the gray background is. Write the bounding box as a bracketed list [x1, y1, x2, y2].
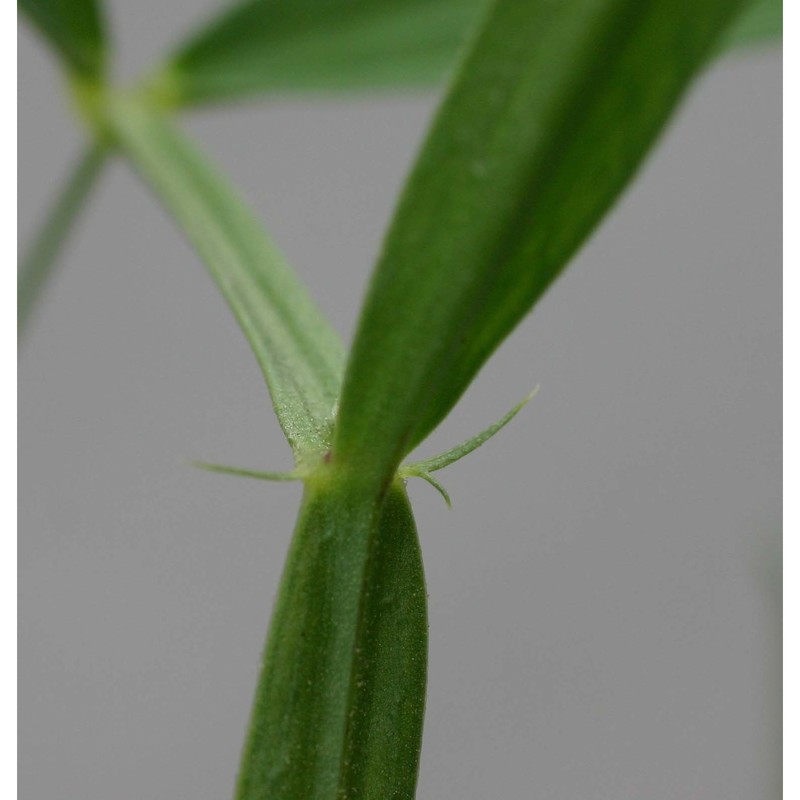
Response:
[19, 3, 781, 798]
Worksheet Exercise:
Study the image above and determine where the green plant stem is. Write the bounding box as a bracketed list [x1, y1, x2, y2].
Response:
[106, 96, 429, 796]
[236, 475, 427, 800]
[18, 141, 107, 337]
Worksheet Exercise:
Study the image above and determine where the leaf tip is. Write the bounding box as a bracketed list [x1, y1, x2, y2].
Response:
[403, 384, 540, 475]
[189, 460, 301, 482]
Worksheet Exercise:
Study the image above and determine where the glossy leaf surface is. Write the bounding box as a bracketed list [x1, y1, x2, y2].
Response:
[334, 0, 748, 484]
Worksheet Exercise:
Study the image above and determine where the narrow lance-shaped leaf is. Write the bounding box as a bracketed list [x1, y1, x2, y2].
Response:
[334, 0, 748, 484]
[108, 99, 344, 459]
[403, 387, 537, 475]
[150, 0, 774, 108]
[18, 0, 107, 78]
[234, 478, 427, 800]
[149, 0, 488, 106]
[399, 388, 538, 507]
[18, 141, 107, 338]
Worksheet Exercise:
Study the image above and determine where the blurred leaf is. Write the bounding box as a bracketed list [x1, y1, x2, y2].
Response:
[235, 480, 426, 799]
[18, 0, 107, 77]
[18, 142, 107, 339]
[334, 0, 748, 484]
[152, 0, 775, 107]
[721, 0, 781, 49]
[109, 100, 344, 459]
[155, 0, 488, 106]
[191, 462, 301, 481]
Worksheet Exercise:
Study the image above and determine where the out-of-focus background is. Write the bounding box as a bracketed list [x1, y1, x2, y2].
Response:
[19, 3, 781, 798]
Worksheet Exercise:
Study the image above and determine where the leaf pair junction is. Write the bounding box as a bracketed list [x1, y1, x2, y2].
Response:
[195, 387, 540, 508]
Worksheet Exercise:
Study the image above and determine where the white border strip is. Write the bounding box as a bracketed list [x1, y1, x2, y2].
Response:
[783, 0, 791, 797]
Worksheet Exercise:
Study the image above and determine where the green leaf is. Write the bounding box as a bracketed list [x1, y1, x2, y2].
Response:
[147, 0, 772, 108]
[18, 141, 107, 338]
[398, 388, 537, 507]
[334, 0, 749, 485]
[18, 0, 107, 78]
[402, 387, 537, 475]
[721, 0, 781, 49]
[235, 479, 427, 800]
[108, 99, 344, 460]
[190, 461, 301, 482]
[152, 0, 488, 106]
